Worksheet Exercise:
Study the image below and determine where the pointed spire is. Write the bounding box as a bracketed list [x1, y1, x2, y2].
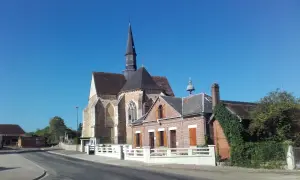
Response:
[186, 77, 195, 95]
[125, 23, 136, 56]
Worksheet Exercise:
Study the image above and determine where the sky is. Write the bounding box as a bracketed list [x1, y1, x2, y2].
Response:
[0, 0, 300, 132]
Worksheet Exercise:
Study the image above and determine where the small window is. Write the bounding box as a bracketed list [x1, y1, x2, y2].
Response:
[158, 105, 163, 119]
[159, 131, 164, 146]
[136, 133, 140, 147]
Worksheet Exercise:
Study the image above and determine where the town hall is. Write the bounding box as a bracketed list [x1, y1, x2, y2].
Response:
[81, 23, 174, 145]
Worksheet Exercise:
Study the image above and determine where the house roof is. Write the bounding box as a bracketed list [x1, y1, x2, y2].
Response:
[182, 93, 213, 116]
[0, 124, 25, 135]
[161, 96, 182, 114]
[121, 67, 161, 92]
[223, 100, 257, 120]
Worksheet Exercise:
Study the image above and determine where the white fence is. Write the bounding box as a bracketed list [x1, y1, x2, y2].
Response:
[123, 145, 216, 166]
[94, 145, 123, 159]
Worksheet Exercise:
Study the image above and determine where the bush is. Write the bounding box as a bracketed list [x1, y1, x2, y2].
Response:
[236, 141, 287, 168]
[214, 103, 287, 169]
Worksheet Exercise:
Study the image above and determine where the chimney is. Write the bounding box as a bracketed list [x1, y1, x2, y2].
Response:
[211, 83, 220, 109]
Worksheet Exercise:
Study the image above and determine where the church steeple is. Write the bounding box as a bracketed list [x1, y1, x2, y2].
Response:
[124, 23, 137, 80]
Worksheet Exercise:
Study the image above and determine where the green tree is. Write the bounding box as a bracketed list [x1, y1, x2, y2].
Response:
[48, 116, 67, 144]
[77, 123, 82, 132]
[249, 89, 300, 142]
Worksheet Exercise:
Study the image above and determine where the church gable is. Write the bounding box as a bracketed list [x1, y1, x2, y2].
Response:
[89, 74, 97, 99]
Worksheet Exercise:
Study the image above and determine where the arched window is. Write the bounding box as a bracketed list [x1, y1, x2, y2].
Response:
[128, 101, 137, 123]
[106, 103, 115, 126]
[158, 105, 163, 119]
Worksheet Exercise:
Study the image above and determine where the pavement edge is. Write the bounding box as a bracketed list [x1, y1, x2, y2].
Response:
[21, 155, 48, 180]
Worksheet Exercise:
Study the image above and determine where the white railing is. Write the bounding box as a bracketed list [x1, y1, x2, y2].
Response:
[123, 145, 216, 166]
[150, 147, 210, 157]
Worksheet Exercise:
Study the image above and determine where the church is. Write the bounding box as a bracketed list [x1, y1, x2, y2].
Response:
[81, 23, 174, 145]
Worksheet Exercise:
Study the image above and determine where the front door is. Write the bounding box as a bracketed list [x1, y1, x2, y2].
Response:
[149, 132, 155, 149]
[170, 130, 176, 148]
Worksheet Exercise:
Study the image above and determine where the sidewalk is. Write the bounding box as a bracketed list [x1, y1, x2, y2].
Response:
[0, 153, 46, 180]
[43, 149, 300, 180]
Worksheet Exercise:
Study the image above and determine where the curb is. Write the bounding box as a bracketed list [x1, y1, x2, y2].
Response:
[32, 170, 47, 180]
[21, 156, 48, 180]
[46, 151, 147, 168]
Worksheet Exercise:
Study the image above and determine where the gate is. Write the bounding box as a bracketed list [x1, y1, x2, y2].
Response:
[294, 147, 300, 169]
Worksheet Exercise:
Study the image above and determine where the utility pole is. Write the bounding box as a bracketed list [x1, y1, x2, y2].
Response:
[76, 106, 79, 151]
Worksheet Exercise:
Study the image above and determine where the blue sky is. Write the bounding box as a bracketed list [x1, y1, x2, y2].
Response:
[0, 0, 299, 132]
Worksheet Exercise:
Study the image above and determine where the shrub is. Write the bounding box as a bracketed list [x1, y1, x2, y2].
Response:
[214, 103, 287, 168]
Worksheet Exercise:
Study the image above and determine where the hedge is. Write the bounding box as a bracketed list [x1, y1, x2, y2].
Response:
[214, 103, 287, 168]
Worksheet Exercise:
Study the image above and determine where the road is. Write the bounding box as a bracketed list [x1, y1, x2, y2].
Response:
[22, 151, 205, 180]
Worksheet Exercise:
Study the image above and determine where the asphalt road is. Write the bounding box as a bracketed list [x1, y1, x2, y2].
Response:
[22, 152, 207, 180]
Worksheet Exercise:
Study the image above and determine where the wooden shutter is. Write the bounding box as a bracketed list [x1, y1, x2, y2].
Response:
[163, 130, 167, 147]
[189, 128, 197, 146]
[156, 130, 160, 147]
[139, 132, 143, 147]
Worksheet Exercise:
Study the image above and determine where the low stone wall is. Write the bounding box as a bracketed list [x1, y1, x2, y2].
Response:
[59, 142, 81, 151]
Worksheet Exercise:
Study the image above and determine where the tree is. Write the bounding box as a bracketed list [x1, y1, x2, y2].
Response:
[48, 116, 67, 144]
[78, 123, 82, 132]
[249, 89, 300, 142]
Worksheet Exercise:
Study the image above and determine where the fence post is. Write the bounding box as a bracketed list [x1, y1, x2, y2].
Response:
[188, 149, 193, 156]
[95, 145, 98, 155]
[208, 145, 216, 166]
[86, 145, 90, 155]
[123, 146, 127, 160]
[143, 146, 151, 163]
[286, 145, 296, 170]
[118, 145, 124, 160]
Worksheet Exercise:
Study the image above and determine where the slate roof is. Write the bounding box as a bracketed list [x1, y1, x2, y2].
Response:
[125, 23, 136, 56]
[121, 67, 161, 92]
[161, 96, 182, 114]
[223, 100, 257, 120]
[92, 67, 174, 96]
[182, 93, 213, 116]
[93, 72, 126, 95]
[0, 124, 25, 135]
[152, 76, 174, 96]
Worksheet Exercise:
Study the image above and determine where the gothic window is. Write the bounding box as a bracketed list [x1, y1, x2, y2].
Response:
[128, 101, 137, 123]
[106, 103, 115, 127]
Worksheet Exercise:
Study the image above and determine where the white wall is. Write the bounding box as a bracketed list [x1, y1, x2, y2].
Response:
[59, 142, 82, 152]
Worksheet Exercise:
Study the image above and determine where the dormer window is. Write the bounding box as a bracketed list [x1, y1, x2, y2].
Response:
[157, 105, 165, 119]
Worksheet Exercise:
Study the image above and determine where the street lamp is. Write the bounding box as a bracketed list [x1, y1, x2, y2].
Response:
[75, 106, 79, 151]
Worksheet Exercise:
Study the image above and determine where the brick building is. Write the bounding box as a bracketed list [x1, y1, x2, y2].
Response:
[130, 93, 212, 148]
[208, 84, 256, 160]
[0, 124, 25, 146]
[131, 82, 256, 159]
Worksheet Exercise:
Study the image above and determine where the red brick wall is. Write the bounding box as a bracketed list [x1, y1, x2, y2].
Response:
[131, 116, 206, 148]
[213, 120, 230, 160]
